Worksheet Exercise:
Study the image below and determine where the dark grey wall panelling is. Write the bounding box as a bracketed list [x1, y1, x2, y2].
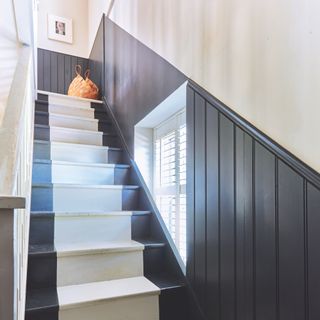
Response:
[88, 18, 104, 99]
[187, 80, 320, 320]
[37, 48, 89, 95]
[103, 18, 187, 156]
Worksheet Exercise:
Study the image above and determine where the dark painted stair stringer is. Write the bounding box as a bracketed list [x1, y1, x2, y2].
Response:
[96, 99, 206, 320]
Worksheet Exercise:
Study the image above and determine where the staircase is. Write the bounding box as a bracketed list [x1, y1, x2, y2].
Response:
[25, 92, 186, 320]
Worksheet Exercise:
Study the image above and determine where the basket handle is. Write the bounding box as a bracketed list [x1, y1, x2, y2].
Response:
[84, 69, 90, 79]
[75, 65, 82, 76]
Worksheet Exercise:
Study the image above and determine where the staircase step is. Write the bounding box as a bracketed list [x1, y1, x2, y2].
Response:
[50, 126, 103, 145]
[35, 110, 49, 125]
[27, 244, 56, 290]
[39, 89, 102, 104]
[56, 241, 144, 286]
[32, 159, 130, 185]
[50, 113, 99, 131]
[34, 140, 123, 164]
[49, 103, 94, 118]
[54, 211, 133, 245]
[25, 287, 58, 320]
[31, 183, 139, 212]
[58, 277, 159, 320]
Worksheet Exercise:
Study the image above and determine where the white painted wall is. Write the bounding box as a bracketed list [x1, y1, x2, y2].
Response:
[88, 0, 320, 173]
[88, 0, 113, 52]
[37, 0, 88, 58]
[0, 0, 20, 124]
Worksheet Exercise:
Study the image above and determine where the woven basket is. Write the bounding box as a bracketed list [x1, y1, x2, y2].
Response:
[68, 65, 99, 99]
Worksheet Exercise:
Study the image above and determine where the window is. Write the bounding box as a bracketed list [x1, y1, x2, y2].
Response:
[153, 110, 186, 263]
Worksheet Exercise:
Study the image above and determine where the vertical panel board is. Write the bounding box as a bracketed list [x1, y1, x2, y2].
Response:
[307, 183, 320, 320]
[186, 86, 195, 286]
[243, 133, 254, 320]
[235, 127, 246, 320]
[64, 55, 71, 93]
[205, 103, 219, 319]
[50, 52, 58, 93]
[38, 49, 44, 91]
[71, 56, 78, 80]
[43, 50, 51, 92]
[254, 142, 276, 320]
[278, 161, 305, 320]
[194, 93, 206, 310]
[57, 53, 65, 94]
[219, 114, 235, 320]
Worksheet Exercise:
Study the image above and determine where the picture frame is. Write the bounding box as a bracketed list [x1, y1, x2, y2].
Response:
[47, 14, 73, 44]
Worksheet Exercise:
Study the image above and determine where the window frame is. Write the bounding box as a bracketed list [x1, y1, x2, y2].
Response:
[153, 109, 186, 263]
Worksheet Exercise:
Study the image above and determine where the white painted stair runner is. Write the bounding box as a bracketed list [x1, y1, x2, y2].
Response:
[40, 92, 160, 320]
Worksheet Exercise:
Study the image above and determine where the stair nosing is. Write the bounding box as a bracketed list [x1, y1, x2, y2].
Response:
[34, 139, 122, 151]
[49, 112, 99, 122]
[38, 90, 103, 104]
[50, 125, 104, 135]
[31, 210, 149, 217]
[33, 159, 129, 169]
[56, 241, 144, 257]
[32, 183, 139, 190]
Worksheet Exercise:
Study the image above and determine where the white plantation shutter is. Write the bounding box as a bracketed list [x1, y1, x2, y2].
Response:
[154, 110, 186, 263]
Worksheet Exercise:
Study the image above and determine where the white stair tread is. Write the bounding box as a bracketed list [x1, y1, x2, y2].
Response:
[50, 112, 99, 122]
[34, 159, 128, 168]
[35, 140, 120, 151]
[56, 241, 144, 256]
[54, 211, 134, 217]
[32, 183, 137, 189]
[38, 90, 103, 104]
[50, 125, 103, 135]
[58, 276, 160, 310]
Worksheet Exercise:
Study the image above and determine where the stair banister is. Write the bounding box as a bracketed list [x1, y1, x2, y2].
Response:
[0, 44, 34, 320]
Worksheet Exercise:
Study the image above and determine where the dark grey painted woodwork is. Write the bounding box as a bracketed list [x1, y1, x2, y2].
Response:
[103, 17, 187, 156]
[307, 183, 320, 320]
[205, 103, 219, 319]
[254, 142, 276, 320]
[29, 213, 54, 246]
[278, 161, 305, 320]
[88, 18, 104, 99]
[194, 93, 206, 310]
[188, 80, 320, 320]
[219, 114, 235, 320]
[186, 86, 195, 288]
[37, 48, 89, 95]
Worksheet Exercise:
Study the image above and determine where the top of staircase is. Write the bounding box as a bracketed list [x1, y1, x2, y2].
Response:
[38, 90, 103, 104]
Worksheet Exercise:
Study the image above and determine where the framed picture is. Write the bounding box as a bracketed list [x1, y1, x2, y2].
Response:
[47, 14, 73, 44]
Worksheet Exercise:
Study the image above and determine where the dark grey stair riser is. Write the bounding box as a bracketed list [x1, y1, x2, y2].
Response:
[144, 246, 167, 276]
[98, 121, 113, 132]
[34, 126, 50, 141]
[27, 254, 56, 290]
[114, 167, 130, 185]
[32, 162, 52, 184]
[31, 187, 53, 212]
[103, 134, 120, 147]
[35, 101, 48, 112]
[159, 286, 188, 320]
[33, 142, 50, 160]
[122, 188, 140, 210]
[25, 309, 58, 320]
[29, 214, 55, 245]
[132, 215, 151, 239]
[108, 148, 123, 164]
[35, 112, 49, 125]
